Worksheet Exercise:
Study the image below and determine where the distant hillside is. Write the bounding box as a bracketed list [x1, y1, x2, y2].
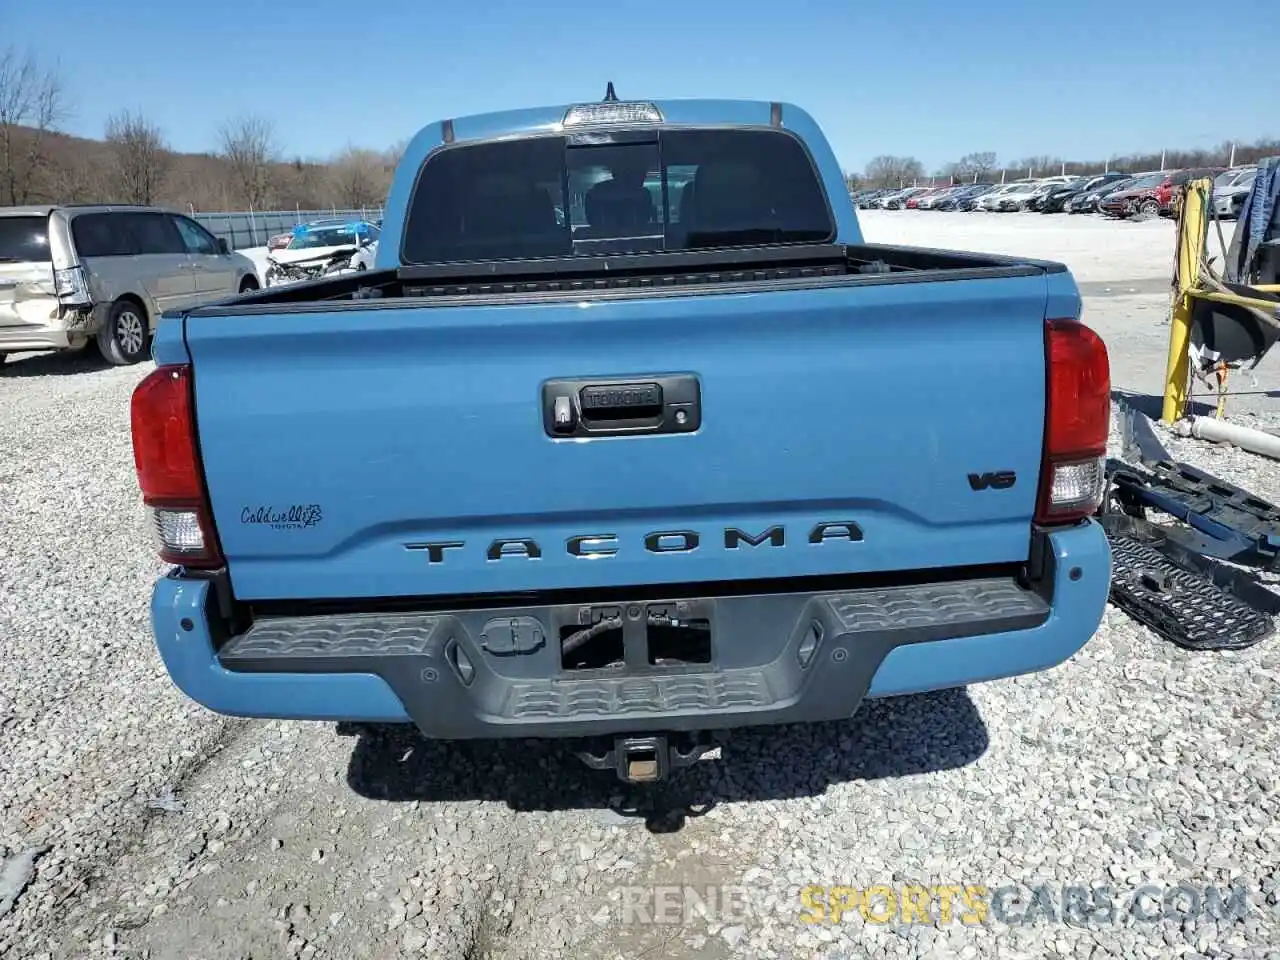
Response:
[2, 124, 398, 213]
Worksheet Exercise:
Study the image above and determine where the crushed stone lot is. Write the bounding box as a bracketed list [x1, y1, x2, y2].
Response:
[2, 212, 1278, 960]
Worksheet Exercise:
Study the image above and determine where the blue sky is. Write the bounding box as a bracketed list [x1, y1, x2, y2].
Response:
[7, 0, 1278, 173]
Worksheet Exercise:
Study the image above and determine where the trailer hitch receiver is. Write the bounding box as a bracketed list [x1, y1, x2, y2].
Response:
[576, 733, 716, 783]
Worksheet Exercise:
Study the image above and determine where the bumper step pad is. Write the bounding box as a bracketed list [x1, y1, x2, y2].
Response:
[216, 577, 1049, 730]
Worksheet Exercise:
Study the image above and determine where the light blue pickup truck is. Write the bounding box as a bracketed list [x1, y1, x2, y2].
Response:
[131, 91, 1112, 782]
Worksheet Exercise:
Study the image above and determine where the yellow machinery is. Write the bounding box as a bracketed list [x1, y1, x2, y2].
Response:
[1161, 178, 1280, 423]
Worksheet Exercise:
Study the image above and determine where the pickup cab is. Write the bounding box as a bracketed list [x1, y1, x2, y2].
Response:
[132, 94, 1112, 783]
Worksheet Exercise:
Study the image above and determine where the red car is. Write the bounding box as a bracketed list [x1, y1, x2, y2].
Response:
[1099, 172, 1172, 218]
[1101, 167, 1226, 219]
[267, 232, 294, 251]
[1154, 167, 1226, 216]
[904, 187, 946, 210]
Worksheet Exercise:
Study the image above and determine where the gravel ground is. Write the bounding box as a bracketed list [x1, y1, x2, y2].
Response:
[1, 214, 1277, 960]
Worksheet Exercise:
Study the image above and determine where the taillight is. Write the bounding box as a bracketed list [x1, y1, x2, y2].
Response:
[53, 266, 91, 307]
[1035, 319, 1110, 525]
[130, 364, 224, 568]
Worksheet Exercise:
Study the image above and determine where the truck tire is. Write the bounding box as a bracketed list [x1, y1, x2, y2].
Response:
[97, 299, 149, 366]
[1139, 199, 1160, 217]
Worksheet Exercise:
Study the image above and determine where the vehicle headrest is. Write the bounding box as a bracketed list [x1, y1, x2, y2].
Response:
[583, 177, 654, 233]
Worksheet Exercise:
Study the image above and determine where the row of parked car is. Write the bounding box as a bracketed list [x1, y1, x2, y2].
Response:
[851, 165, 1259, 220]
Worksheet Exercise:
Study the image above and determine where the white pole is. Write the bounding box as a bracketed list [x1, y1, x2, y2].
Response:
[1229, 142, 1236, 167]
[1160, 149, 1166, 171]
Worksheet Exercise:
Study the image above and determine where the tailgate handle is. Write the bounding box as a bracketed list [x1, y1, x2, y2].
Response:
[543, 374, 701, 439]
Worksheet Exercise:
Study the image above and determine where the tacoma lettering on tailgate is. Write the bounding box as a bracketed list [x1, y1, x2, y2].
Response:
[404, 522, 864, 564]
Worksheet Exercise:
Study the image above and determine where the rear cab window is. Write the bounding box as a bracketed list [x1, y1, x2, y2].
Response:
[0, 216, 52, 264]
[401, 127, 835, 264]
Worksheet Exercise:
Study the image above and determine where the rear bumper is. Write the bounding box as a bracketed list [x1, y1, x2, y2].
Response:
[0, 304, 95, 353]
[150, 521, 1111, 737]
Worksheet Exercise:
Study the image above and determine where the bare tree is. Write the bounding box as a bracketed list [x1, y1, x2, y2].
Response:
[862, 155, 925, 189]
[104, 110, 170, 204]
[46, 151, 106, 204]
[328, 146, 392, 208]
[953, 151, 998, 181]
[1015, 155, 1064, 177]
[0, 46, 68, 204]
[384, 138, 409, 169]
[217, 114, 278, 209]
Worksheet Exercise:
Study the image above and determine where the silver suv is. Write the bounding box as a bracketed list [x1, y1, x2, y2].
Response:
[0, 204, 260, 366]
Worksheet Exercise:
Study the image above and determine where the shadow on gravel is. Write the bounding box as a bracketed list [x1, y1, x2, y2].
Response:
[343, 688, 987, 833]
[0, 349, 112, 377]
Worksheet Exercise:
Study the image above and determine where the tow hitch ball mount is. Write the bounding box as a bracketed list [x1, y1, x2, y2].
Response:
[576, 732, 717, 783]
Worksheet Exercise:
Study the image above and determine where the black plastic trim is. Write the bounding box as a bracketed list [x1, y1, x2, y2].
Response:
[398, 241, 847, 281]
[441, 119, 454, 144]
[218, 573, 1053, 739]
[770, 102, 782, 127]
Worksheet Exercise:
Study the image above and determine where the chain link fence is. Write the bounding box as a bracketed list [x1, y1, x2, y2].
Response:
[189, 207, 386, 251]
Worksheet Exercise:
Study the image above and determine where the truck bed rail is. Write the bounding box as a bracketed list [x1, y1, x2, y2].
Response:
[190, 242, 1068, 317]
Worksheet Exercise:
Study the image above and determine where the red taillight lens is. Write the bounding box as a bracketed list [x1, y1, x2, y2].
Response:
[1035, 319, 1111, 525]
[130, 364, 223, 568]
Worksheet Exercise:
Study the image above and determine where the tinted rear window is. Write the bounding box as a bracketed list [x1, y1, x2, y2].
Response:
[71, 212, 186, 257]
[72, 213, 140, 257]
[0, 216, 51, 262]
[401, 128, 834, 264]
